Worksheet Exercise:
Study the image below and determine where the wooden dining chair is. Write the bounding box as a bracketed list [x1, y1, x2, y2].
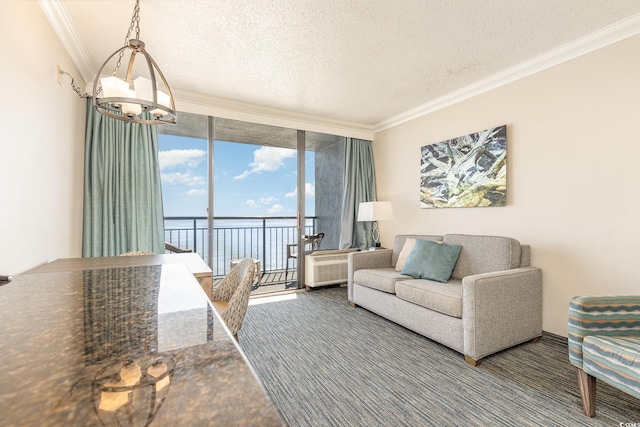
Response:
[211, 258, 256, 340]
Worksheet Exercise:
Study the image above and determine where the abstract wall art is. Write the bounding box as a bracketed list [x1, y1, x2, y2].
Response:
[420, 125, 507, 208]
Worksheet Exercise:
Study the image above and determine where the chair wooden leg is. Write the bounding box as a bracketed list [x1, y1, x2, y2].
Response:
[576, 368, 596, 417]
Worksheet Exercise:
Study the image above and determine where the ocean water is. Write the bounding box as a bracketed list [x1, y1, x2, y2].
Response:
[163, 217, 315, 275]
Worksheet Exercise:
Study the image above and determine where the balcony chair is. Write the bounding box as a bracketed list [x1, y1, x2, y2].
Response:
[568, 295, 640, 417]
[165, 241, 192, 253]
[285, 232, 324, 287]
[211, 258, 256, 340]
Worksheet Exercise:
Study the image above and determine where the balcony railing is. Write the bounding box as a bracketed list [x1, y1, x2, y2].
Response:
[164, 216, 317, 276]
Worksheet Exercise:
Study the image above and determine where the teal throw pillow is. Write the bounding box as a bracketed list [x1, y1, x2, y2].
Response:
[400, 239, 462, 283]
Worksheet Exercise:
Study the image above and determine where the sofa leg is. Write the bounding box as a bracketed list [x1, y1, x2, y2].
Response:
[464, 355, 482, 367]
[530, 336, 542, 344]
[350, 302, 358, 308]
[576, 368, 596, 417]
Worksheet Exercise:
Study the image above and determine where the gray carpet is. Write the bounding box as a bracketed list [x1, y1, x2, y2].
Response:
[240, 286, 639, 426]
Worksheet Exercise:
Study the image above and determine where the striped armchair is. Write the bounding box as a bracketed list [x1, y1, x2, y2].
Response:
[568, 295, 640, 417]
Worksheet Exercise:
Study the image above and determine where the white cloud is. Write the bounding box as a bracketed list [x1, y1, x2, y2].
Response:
[245, 197, 279, 209]
[244, 196, 284, 212]
[161, 172, 205, 187]
[259, 196, 275, 204]
[159, 149, 206, 170]
[252, 147, 295, 172]
[305, 183, 315, 198]
[186, 188, 206, 196]
[234, 146, 295, 180]
[233, 170, 251, 180]
[268, 204, 284, 214]
[285, 183, 315, 198]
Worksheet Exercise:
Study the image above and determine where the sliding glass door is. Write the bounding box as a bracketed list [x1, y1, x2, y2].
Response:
[211, 118, 301, 286]
[158, 112, 209, 259]
[159, 113, 345, 291]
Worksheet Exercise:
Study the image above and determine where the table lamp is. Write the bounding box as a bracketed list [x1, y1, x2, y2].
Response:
[357, 201, 394, 248]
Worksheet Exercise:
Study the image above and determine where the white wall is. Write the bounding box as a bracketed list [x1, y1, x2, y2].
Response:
[373, 34, 640, 337]
[0, 1, 85, 275]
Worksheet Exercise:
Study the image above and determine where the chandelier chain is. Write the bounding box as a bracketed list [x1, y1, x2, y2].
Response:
[59, 68, 91, 98]
[113, 0, 142, 76]
[70, 76, 90, 98]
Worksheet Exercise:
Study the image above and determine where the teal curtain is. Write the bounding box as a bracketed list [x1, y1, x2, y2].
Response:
[82, 99, 165, 257]
[339, 138, 377, 249]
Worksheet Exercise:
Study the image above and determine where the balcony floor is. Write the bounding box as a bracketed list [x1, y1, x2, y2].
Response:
[213, 269, 301, 296]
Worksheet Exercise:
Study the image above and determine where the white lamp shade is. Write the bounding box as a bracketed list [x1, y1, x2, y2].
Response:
[134, 76, 154, 102]
[357, 201, 394, 222]
[100, 76, 129, 98]
[135, 77, 170, 116]
[151, 90, 171, 116]
[122, 89, 142, 116]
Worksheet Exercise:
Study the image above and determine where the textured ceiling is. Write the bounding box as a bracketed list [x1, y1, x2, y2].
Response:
[47, 0, 640, 131]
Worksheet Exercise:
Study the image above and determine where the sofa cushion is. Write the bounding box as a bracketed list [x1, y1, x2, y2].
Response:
[395, 279, 463, 318]
[443, 234, 521, 280]
[392, 235, 443, 266]
[395, 238, 417, 272]
[353, 268, 412, 294]
[400, 239, 462, 283]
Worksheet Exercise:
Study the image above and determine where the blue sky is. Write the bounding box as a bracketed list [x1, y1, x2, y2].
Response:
[158, 134, 315, 217]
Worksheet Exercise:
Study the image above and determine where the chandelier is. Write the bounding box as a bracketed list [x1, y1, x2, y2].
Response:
[92, 0, 176, 125]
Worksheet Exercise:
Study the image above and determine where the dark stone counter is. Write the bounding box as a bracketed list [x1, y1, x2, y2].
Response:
[0, 263, 286, 426]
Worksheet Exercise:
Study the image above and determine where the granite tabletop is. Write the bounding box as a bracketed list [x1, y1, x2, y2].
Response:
[0, 263, 286, 426]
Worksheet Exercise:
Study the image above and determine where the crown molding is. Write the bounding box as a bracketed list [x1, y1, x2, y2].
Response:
[38, 0, 96, 82]
[374, 13, 640, 133]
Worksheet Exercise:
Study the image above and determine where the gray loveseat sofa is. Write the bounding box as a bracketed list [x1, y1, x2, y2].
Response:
[347, 234, 542, 366]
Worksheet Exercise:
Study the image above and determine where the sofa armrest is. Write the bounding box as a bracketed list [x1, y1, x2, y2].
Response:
[568, 295, 640, 368]
[347, 249, 393, 301]
[462, 267, 542, 361]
